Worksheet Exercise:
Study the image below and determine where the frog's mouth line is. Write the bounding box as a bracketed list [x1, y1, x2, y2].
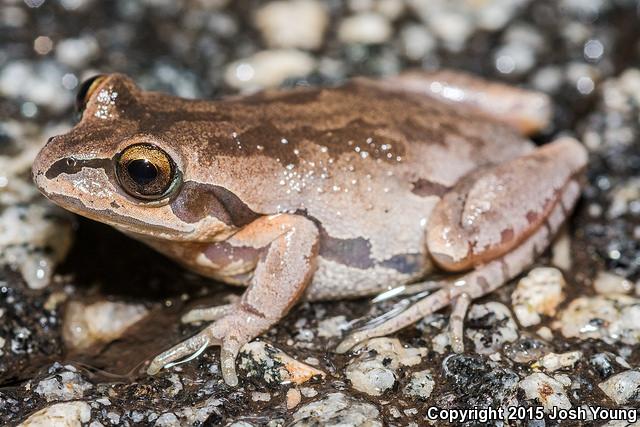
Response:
[45, 190, 192, 237]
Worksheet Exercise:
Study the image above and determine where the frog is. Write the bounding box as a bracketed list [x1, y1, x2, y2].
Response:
[32, 71, 587, 386]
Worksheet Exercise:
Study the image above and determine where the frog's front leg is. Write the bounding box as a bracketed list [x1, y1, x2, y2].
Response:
[147, 214, 319, 385]
[338, 137, 587, 353]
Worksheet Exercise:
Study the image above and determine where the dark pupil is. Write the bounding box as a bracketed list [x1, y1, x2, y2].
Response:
[127, 159, 158, 186]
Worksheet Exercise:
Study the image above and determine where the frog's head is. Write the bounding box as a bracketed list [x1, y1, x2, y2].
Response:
[33, 74, 240, 242]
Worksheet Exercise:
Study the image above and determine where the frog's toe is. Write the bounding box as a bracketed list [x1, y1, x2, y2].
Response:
[182, 303, 235, 323]
[448, 293, 471, 353]
[147, 328, 220, 376]
[149, 308, 271, 385]
[219, 338, 244, 386]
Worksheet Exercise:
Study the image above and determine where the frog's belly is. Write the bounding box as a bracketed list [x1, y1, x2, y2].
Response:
[301, 186, 440, 300]
[305, 254, 433, 300]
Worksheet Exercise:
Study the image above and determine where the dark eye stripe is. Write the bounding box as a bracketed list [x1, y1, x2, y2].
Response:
[44, 157, 113, 179]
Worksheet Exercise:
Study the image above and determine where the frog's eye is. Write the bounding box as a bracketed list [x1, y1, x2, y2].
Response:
[115, 144, 181, 201]
[76, 75, 107, 113]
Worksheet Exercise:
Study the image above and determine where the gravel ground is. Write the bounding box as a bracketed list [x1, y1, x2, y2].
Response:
[1, 0, 640, 426]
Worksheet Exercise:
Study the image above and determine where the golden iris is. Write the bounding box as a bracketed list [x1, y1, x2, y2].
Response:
[115, 144, 179, 200]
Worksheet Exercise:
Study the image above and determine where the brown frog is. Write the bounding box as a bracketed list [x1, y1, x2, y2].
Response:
[32, 71, 587, 385]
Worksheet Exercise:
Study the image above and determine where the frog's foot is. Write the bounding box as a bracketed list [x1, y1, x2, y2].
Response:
[148, 307, 274, 385]
[337, 137, 587, 353]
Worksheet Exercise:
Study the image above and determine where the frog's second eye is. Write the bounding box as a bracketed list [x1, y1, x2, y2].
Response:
[76, 75, 107, 113]
[115, 144, 180, 201]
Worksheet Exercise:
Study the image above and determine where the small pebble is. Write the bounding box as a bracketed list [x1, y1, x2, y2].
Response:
[512, 267, 565, 327]
[63, 300, 149, 350]
[254, 0, 328, 50]
[519, 372, 572, 411]
[292, 392, 381, 427]
[466, 302, 518, 354]
[346, 338, 426, 396]
[593, 271, 634, 294]
[403, 369, 435, 400]
[239, 341, 325, 385]
[338, 13, 392, 44]
[538, 351, 583, 372]
[557, 295, 640, 345]
[18, 401, 91, 427]
[35, 368, 93, 402]
[598, 370, 640, 405]
[286, 388, 302, 409]
[224, 49, 316, 92]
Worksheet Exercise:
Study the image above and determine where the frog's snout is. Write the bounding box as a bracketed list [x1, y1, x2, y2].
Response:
[32, 138, 53, 195]
[32, 134, 68, 199]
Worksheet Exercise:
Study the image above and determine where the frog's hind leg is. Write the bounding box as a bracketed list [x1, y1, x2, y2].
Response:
[336, 204, 565, 353]
[337, 137, 587, 353]
[381, 70, 552, 135]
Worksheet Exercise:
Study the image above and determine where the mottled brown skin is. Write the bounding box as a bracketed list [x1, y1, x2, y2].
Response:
[32, 72, 588, 385]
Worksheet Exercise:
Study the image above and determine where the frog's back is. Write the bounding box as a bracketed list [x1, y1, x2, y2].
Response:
[174, 81, 535, 298]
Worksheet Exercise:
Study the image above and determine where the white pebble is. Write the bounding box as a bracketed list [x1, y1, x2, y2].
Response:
[18, 401, 91, 427]
[346, 338, 427, 396]
[35, 369, 92, 402]
[512, 267, 565, 327]
[224, 49, 316, 92]
[400, 24, 436, 61]
[55, 36, 99, 68]
[338, 12, 392, 44]
[63, 300, 149, 350]
[519, 372, 572, 411]
[557, 295, 640, 345]
[598, 370, 640, 405]
[254, 0, 328, 50]
[466, 302, 518, 354]
[538, 351, 583, 372]
[593, 271, 634, 295]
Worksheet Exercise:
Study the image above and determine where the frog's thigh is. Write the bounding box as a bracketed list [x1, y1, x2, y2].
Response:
[427, 137, 587, 272]
[148, 214, 319, 385]
[382, 69, 552, 135]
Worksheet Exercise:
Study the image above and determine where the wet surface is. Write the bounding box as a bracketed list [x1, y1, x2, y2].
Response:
[1, 0, 640, 425]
